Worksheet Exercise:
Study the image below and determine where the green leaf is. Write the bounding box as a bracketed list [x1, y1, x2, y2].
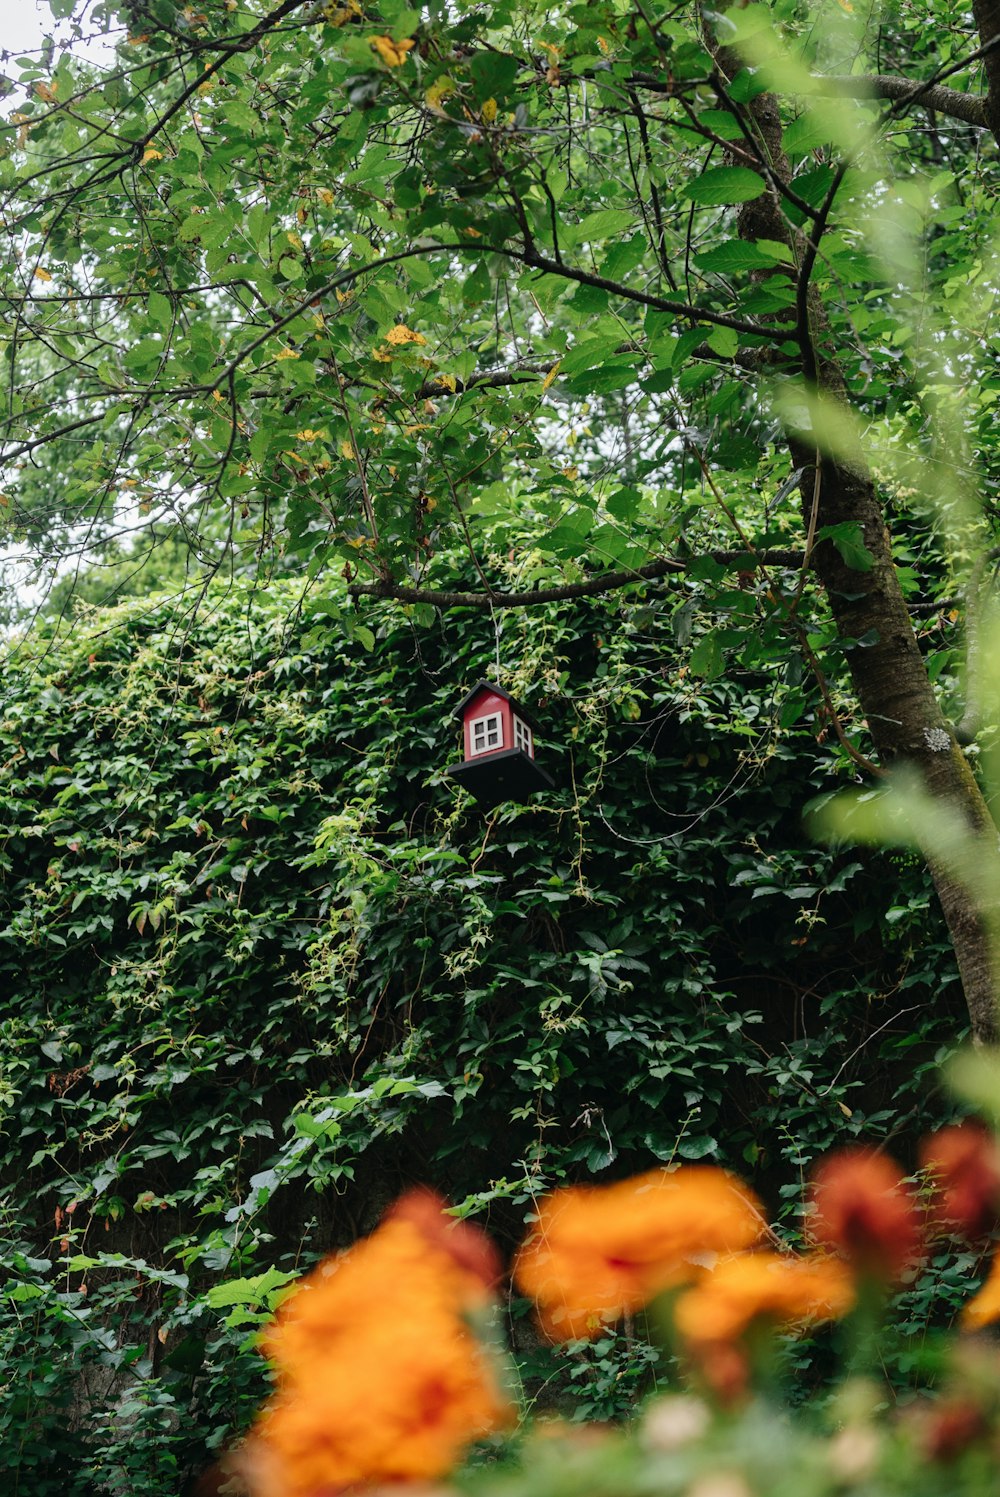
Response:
[147, 292, 172, 330]
[178, 213, 207, 242]
[948, 1049, 1000, 1129]
[689, 630, 725, 678]
[604, 487, 643, 521]
[462, 259, 491, 305]
[727, 69, 770, 103]
[816, 521, 874, 572]
[565, 209, 636, 246]
[203, 1267, 296, 1309]
[791, 165, 838, 207]
[564, 354, 643, 396]
[706, 325, 739, 358]
[676, 1134, 719, 1159]
[683, 168, 767, 206]
[560, 336, 622, 376]
[695, 239, 788, 273]
[695, 108, 745, 141]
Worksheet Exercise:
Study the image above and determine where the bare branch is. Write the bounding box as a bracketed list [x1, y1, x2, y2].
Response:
[814, 73, 987, 126]
[347, 550, 805, 609]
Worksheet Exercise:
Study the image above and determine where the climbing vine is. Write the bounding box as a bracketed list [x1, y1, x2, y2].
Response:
[0, 573, 968, 1488]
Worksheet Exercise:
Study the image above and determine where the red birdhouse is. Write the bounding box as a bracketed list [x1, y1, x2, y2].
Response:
[446, 680, 555, 808]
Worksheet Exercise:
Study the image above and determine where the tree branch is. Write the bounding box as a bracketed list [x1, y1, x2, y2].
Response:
[136, 0, 311, 156]
[417, 364, 551, 398]
[811, 74, 987, 127]
[346, 550, 805, 609]
[627, 66, 989, 128]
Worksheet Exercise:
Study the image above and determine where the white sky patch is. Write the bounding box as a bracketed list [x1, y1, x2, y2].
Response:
[0, 5, 120, 620]
[1, 1, 118, 69]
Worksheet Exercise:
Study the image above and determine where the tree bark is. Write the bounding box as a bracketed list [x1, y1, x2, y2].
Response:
[972, 0, 1000, 141]
[704, 36, 1000, 1043]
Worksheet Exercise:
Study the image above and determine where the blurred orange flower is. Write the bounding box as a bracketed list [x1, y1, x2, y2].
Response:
[248, 1196, 511, 1496]
[386, 1187, 503, 1292]
[809, 1149, 922, 1283]
[262, 1196, 493, 1374]
[921, 1123, 1000, 1240]
[959, 1254, 1000, 1331]
[514, 1167, 764, 1340]
[674, 1251, 855, 1346]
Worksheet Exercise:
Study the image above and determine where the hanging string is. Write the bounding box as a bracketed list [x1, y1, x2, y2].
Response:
[491, 602, 502, 683]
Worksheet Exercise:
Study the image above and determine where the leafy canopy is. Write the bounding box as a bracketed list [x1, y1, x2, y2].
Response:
[1, 0, 996, 639]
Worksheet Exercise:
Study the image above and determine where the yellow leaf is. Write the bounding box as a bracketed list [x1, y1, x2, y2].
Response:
[35, 81, 57, 103]
[340, 439, 355, 460]
[542, 361, 561, 391]
[480, 97, 497, 123]
[322, 0, 362, 24]
[372, 349, 392, 362]
[385, 324, 426, 346]
[286, 232, 303, 250]
[296, 205, 307, 224]
[371, 34, 415, 67]
[274, 347, 300, 360]
[318, 188, 335, 207]
[335, 288, 353, 304]
[425, 76, 455, 114]
[462, 226, 482, 238]
[211, 390, 223, 401]
[142, 146, 163, 163]
[296, 429, 323, 441]
[33, 267, 52, 283]
[439, 373, 457, 392]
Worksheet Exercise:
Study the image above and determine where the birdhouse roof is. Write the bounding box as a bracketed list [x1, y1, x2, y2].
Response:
[452, 679, 541, 731]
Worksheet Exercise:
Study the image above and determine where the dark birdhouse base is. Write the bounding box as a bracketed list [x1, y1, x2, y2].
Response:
[447, 749, 555, 809]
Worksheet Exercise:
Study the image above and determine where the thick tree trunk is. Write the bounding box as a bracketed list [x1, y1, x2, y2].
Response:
[972, 0, 1000, 141]
[704, 41, 1000, 1043]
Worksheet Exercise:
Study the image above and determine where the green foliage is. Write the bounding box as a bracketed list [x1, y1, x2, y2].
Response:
[0, 571, 971, 1485]
[0, 0, 994, 627]
[2, 0, 1000, 1477]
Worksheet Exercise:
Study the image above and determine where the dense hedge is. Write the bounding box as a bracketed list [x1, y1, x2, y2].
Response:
[0, 578, 967, 1491]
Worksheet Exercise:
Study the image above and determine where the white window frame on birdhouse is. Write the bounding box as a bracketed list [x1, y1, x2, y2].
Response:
[470, 711, 503, 756]
[513, 715, 533, 757]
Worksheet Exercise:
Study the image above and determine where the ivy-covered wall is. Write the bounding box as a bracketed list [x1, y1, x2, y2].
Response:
[0, 580, 965, 1491]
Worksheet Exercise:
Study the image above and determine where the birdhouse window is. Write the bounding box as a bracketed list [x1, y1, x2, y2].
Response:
[470, 711, 503, 756]
[513, 715, 533, 757]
